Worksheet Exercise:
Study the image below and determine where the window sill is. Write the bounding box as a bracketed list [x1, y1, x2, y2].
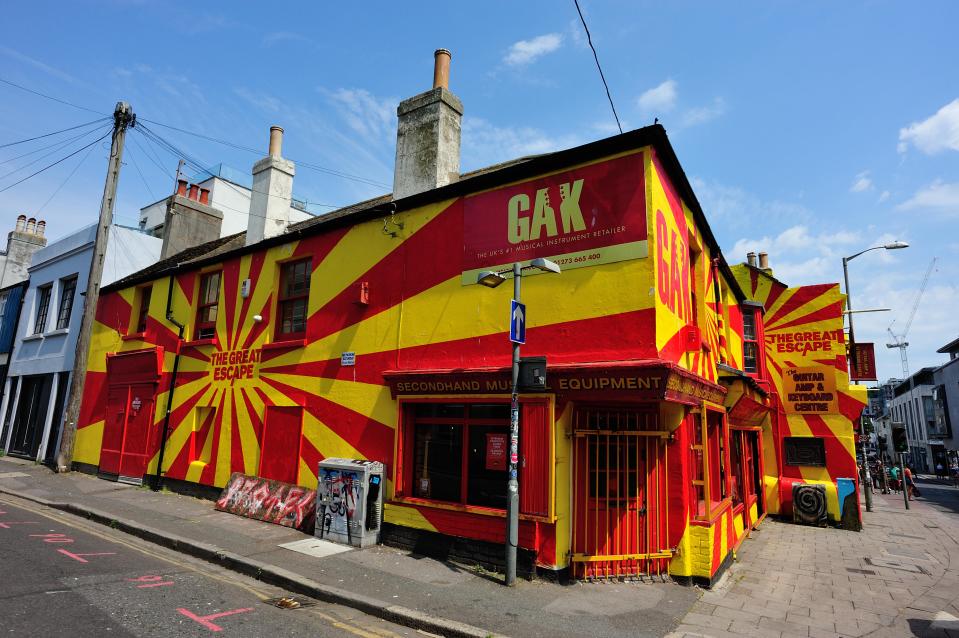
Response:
[390, 496, 506, 519]
[262, 338, 307, 351]
[690, 498, 733, 526]
[22, 334, 43, 342]
[122, 332, 146, 342]
[183, 337, 218, 348]
[45, 328, 69, 336]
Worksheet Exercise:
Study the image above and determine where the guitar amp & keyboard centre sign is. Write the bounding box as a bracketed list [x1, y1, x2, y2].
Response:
[461, 151, 648, 284]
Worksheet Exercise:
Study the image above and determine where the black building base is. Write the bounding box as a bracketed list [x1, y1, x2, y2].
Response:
[380, 522, 538, 579]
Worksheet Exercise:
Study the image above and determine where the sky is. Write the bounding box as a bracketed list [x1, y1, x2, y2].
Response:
[0, 1, 956, 384]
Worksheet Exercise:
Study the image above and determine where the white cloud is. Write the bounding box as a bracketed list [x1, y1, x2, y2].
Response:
[898, 98, 959, 154]
[0, 46, 81, 85]
[504, 34, 563, 66]
[730, 225, 868, 284]
[850, 171, 873, 193]
[262, 32, 310, 48]
[878, 190, 890, 203]
[638, 80, 678, 113]
[325, 88, 397, 146]
[897, 179, 959, 213]
[690, 177, 812, 230]
[461, 116, 581, 171]
[681, 97, 726, 127]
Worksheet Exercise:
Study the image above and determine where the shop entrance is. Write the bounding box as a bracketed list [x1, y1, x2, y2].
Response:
[98, 349, 161, 484]
[730, 428, 765, 530]
[571, 406, 670, 579]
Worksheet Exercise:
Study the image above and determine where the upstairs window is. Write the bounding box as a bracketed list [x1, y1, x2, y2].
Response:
[34, 285, 52, 334]
[276, 258, 311, 340]
[743, 310, 759, 374]
[55, 276, 78, 330]
[135, 286, 152, 334]
[195, 271, 221, 340]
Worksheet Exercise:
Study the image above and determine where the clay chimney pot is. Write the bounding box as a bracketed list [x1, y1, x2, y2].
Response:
[433, 49, 452, 89]
[269, 126, 284, 158]
[176, 179, 188, 197]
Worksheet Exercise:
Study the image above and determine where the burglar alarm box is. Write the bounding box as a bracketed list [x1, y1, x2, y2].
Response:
[315, 459, 385, 548]
[520, 356, 547, 391]
[681, 325, 702, 352]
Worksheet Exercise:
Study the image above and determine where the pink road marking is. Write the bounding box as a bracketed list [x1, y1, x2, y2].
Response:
[127, 575, 174, 588]
[56, 549, 117, 563]
[0, 521, 38, 528]
[177, 607, 253, 632]
[29, 533, 73, 543]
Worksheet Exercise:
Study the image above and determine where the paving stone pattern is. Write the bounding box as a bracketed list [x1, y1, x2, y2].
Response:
[669, 488, 959, 638]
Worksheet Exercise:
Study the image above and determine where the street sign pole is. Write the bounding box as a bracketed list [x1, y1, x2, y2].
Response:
[900, 453, 909, 510]
[506, 262, 522, 587]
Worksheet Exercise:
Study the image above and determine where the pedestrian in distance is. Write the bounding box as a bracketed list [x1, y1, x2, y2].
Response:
[904, 466, 920, 499]
[936, 462, 945, 480]
[952, 464, 959, 488]
[889, 465, 901, 494]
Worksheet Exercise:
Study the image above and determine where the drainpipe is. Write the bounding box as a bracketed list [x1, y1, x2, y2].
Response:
[152, 273, 185, 491]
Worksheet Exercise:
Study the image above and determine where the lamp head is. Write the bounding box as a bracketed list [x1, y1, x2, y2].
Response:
[477, 271, 507, 288]
[883, 241, 909, 250]
[530, 257, 561, 274]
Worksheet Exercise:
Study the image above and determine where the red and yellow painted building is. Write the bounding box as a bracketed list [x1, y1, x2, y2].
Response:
[73, 125, 864, 585]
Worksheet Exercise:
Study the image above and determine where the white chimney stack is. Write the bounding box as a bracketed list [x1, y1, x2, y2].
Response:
[246, 125, 295, 245]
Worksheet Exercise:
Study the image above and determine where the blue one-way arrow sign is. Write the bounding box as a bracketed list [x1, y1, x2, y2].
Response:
[510, 299, 526, 344]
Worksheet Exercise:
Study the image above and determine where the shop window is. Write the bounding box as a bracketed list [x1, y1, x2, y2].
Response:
[409, 402, 509, 509]
[55, 276, 78, 330]
[276, 258, 311, 340]
[195, 271, 221, 340]
[692, 408, 730, 520]
[743, 310, 759, 374]
[34, 284, 52, 334]
[688, 245, 700, 326]
[135, 286, 152, 334]
[784, 437, 826, 467]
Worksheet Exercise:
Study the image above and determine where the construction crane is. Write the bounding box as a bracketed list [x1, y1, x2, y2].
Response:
[886, 257, 936, 377]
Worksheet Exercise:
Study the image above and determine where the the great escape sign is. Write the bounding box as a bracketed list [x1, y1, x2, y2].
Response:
[783, 366, 838, 414]
[210, 348, 262, 382]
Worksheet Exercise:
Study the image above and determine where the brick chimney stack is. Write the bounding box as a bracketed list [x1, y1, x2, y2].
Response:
[392, 49, 463, 200]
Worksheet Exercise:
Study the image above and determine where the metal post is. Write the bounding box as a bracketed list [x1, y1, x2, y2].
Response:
[843, 257, 872, 513]
[506, 262, 521, 586]
[900, 453, 909, 510]
[56, 102, 135, 472]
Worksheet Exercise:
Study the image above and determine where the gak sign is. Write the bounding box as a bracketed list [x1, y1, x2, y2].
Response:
[462, 152, 649, 284]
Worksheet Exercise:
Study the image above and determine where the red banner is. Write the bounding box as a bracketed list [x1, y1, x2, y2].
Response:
[850, 342, 877, 381]
[462, 152, 648, 283]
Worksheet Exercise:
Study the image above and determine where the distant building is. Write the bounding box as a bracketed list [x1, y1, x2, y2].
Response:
[138, 163, 314, 239]
[932, 337, 959, 467]
[0, 224, 161, 462]
[887, 368, 940, 472]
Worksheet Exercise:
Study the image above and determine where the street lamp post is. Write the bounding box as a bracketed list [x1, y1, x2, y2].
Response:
[477, 258, 561, 586]
[842, 241, 908, 514]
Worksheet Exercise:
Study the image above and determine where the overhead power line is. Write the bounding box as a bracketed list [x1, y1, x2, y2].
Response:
[0, 77, 105, 115]
[140, 117, 390, 189]
[0, 124, 111, 178]
[573, 0, 623, 134]
[0, 129, 112, 194]
[35, 138, 99, 214]
[0, 117, 109, 149]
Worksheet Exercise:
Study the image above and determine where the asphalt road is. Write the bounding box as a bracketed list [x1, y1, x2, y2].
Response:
[914, 474, 959, 516]
[0, 496, 418, 637]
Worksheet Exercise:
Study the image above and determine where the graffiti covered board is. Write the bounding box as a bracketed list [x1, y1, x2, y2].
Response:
[215, 472, 316, 532]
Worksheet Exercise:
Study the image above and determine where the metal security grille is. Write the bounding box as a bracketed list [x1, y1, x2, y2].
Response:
[571, 406, 671, 579]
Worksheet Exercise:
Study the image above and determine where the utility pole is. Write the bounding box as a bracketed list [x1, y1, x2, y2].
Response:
[56, 101, 135, 472]
[506, 262, 521, 587]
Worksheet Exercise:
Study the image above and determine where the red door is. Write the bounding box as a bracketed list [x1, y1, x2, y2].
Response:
[118, 385, 157, 479]
[259, 406, 303, 484]
[99, 349, 162, 483]
[99, 387, 130, 476]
